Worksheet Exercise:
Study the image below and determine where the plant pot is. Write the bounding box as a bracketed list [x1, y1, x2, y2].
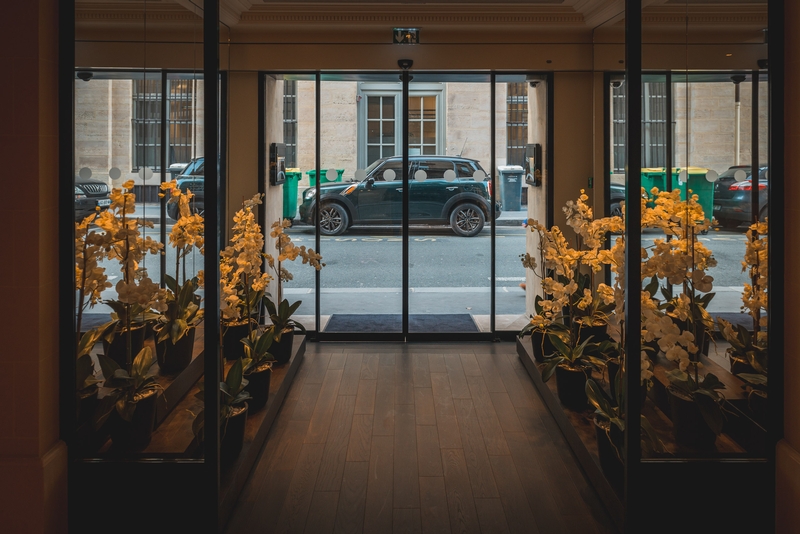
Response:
[108, 388, 158, 451]
[593, 416, 624, 496]
[221, 403, 248, 464]
[530, 330, 557, 363]
[245, 363, 272, 412]
[222, 321, 251, 361]
[728, 349, 756, 376]
[555, 365, 589, 410]
[102, 323, 147, 369]
[666, 386, 717, 451]
[573, 322, 609, 346]
[155, 326, 196, 375]
[271, 329, 294, 366]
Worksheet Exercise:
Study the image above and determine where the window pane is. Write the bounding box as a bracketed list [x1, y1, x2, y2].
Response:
[423, 96, 436, 120]
[382, 120, 394, 144]
[408, 121, 420, 144]
[368, 146, 380, 165]
[382, 96, 394, 119]
[368, 120, 380, 144]
[368, 96, 380, 119]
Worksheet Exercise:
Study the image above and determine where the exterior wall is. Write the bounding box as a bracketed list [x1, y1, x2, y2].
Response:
[0, 0, 68, 532]
[673, 82, 769, 175]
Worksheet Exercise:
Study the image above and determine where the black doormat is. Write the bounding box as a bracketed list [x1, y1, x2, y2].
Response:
[324, 314, 479, 333]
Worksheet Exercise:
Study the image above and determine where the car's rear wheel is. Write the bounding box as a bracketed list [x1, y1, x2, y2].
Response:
[319, 202, 349, 236]
[610, 202, 623, 218]
[450, 203, 485, 237]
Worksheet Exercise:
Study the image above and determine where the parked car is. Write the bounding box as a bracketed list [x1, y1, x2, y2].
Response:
[75, 176, 111, 221]
[297, 155, 502, 237]
[713, 165, 768, 228]
[609, 182, 625, 217]
[167, 157, 205, 221]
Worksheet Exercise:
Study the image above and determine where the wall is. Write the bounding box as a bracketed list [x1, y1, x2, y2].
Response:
[0, 0, 67, 532]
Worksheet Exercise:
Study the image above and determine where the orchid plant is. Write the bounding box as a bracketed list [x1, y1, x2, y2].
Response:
[92, 180, 166, 368]
[155, 181, 205, 346]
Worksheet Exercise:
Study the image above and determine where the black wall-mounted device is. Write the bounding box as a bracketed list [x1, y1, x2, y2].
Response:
[269, 142, 286, 185]
[525, 143, 542, 187]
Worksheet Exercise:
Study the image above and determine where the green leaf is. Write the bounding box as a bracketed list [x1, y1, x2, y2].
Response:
[548, 333, 571, 357]
[586, 379, 615, 419]
[540, 357, 564, 382]
[131, 347, 155, 381]
[225, 358, 245, 395]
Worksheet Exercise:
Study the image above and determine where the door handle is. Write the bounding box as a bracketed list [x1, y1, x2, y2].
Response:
[396, 188, 403, 192]
[446, 186, 457, 191]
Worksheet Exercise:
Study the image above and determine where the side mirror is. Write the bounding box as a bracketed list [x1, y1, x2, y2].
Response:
[365, 177, 375, 190]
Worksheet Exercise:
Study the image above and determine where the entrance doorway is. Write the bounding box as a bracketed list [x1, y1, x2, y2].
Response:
[267, 70, 546, 340]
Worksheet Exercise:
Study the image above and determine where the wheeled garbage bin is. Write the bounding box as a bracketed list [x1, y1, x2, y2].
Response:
[283, 168, 302, 221]
[306, 169, 344, 186]
[497, 165, 524, 212]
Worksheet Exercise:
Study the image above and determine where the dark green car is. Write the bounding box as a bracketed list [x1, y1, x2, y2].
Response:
[297, 155, 501, 237]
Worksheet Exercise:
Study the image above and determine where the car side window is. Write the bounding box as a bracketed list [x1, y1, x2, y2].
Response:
[455, 162, 475, 178]
[373, 160, 403, 181]
[415, 160, 454, 180]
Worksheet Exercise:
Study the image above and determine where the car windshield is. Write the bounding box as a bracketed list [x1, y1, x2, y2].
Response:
[719, 166, 752, 179]
[180, 158, 204, 177]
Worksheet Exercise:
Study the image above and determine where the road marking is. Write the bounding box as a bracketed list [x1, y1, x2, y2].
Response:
[414, 238, 436, 242]
[493, 277, 525, 281]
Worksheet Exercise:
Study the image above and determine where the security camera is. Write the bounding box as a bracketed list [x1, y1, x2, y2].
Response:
[76, 71, 93, 82]
[529, 81, 539, 88]
[398, 59, 413, 70]
[610, 79, 624, 89]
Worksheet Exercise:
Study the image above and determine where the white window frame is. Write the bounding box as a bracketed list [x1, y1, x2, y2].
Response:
[356, 82, 446, 169]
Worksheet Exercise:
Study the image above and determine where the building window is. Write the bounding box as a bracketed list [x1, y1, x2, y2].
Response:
[611, 81, 669, 173]
[358, 83, 444, 168]
[132, 78, 199, 172]
[283, 80, 298, 167]
[366, 95, 396, 164]
[132, 79, 161, 172]
[506, 83, 528, 167]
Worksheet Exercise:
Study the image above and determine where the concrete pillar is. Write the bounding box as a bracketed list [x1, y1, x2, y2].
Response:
[0, 0, 68, 532]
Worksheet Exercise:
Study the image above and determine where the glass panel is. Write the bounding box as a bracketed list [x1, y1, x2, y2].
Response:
[318, 76, 402, 333]
[408, 78, 490, 332]
[501, 74, 546, 335]
[368, 95, 380, 119]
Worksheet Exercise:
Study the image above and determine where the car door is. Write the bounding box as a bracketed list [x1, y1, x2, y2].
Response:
[409, 159, 457, 221]
[353, 159, 406, 223]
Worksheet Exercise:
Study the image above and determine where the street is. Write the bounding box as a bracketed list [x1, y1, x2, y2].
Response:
[85, 221, 753, 321]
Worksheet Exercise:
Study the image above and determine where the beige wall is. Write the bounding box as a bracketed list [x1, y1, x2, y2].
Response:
[0, 0, 67, 532]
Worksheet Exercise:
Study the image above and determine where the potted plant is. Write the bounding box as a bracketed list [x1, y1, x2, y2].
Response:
[262, 218, 324, 365]
[518, 297, 561, 362]
[665, 366, 727, 450]
[94, 346, 161, 451]
[153, 181, 205, 374]
[154, 276, 204, 374]
[586, 371, 664, 495]
[540, 329, 609, 410]
[192, 358, 251, 464]
[92, 180, 167, 368]
[220, 194, 272, 361]
[74, 212, 111, 425]
[241, 327, 276, 412]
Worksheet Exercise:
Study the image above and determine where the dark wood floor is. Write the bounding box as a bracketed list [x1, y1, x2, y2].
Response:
[224, 342, 618, 534]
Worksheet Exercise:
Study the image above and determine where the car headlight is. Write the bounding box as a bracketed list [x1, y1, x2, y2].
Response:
[304, 188, 316, 200]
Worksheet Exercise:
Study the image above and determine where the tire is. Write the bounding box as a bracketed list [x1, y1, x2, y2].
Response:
[609, 202, 623, 218]
[450, 203, 485, 237]
[318, 202, 349, 236]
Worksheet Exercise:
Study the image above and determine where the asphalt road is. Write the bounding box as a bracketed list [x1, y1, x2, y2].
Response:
[87, 222, 752, 317]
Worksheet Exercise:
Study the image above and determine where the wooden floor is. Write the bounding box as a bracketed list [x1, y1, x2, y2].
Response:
[224, 342, 618, 534]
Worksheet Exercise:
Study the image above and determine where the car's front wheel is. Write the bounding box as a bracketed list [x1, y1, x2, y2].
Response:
[318, 202, 349, 236]
[450, 203, 485, 237]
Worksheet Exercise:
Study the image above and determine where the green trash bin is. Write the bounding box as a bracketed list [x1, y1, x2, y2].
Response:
[282, 168, 302, 221]
[670, 167, 715, 221]
[306, 168, 344, 186]
[640, 167, 715, 221]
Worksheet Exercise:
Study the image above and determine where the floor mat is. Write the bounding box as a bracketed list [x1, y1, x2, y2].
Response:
[324, 313, 479, 333]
